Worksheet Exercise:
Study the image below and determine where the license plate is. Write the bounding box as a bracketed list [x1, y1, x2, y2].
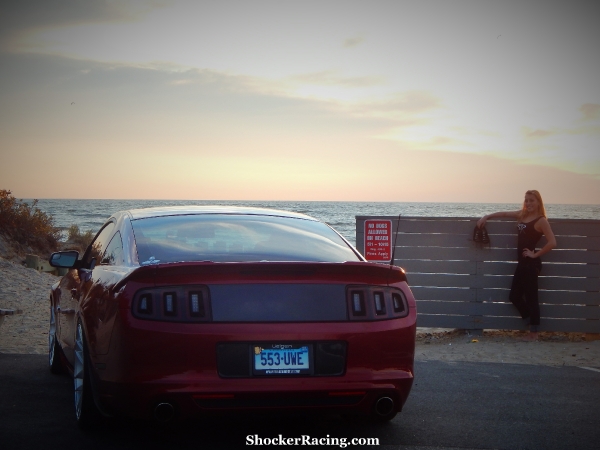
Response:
[253, 344, 312, 375]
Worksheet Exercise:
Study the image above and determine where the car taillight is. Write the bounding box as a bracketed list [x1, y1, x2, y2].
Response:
[347, 286, 409, 320]
[374, 292, 386, 315]
[189, 292, 205, 317]
[351, 291, 366, 316]
[164, 292, 177, 316]
[392, 292, 407, 314]
[132, 286, 211, 322]
[137, 293, 153, 315]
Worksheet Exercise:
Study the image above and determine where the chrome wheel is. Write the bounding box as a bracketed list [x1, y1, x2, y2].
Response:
[73, 321, 101, 428]
[74, 322, 85, 421]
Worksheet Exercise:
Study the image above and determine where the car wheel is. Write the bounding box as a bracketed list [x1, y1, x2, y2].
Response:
[74, 321, 100, 428]
[48, 304, 62, 374]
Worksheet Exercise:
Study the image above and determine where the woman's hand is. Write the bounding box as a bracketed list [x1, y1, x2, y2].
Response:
[522, 248, 536, 259]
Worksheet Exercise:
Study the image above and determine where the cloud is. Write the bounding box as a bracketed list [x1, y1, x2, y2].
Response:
[523, 128, 555, 139]
[287, 70, 383, 88]
[515, 119, 600, 176]
[347, 91, 442, 129]
[0, 0, 164, 50]
[373, 105, 600, 180]
[343, 36, 364, 48]
[157, 69, 440, 135]
[580, 103, 600, 121]
[361, 91, 441, 114]
[0, 52, 389, 156]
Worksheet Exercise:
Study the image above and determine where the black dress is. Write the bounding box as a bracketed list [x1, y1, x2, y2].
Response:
[509, 216, 543, 327]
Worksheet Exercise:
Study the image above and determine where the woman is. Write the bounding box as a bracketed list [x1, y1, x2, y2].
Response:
[477, 190, 557, 340]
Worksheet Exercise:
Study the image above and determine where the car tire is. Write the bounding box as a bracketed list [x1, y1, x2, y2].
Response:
[48, 304, 62, 374]
[74, 320, 101, 428]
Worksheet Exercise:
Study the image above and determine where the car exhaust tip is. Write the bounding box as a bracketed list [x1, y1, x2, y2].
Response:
[154, 402, 175, 422]
[375, 396, 395, 416]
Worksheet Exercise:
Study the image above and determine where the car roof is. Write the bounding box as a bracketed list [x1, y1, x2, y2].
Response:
[124, 205, 318, 221]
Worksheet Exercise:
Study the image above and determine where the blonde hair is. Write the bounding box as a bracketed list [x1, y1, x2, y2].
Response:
[518, 189, 547, 221]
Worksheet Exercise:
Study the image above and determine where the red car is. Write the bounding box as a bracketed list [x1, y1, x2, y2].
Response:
[48, 206, 416, 427]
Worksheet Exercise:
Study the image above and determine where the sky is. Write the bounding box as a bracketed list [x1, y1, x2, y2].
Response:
[1, 0, 599, 203]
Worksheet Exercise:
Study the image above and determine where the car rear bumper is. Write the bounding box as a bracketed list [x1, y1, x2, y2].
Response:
[95, 369, 414, 420]
[90, 312, 416, 420]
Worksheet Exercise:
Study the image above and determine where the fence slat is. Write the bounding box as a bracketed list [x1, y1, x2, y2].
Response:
[417, 315, 600, 333]
[410, 272, 600, 291]
[476, 289, 600, 305]
[416, 300, 600, 320]
[541, 304, 600, 320]
[411, 286, 600, 305]
[393, 233, 600, 251]
[546, 221, 600, 237]
[416, 301, 482, 315]
[399, 260, 477, 275]
[473, 316, 600, 333]
[479, 262, 600, 278]
[416, 315, 476, 329]
[404, 260, 599, 278]
[394, 234, 473, 248]
[410, 287, 477, 302]
[396, 246, 600, 264]
[396, 246, 515, 261]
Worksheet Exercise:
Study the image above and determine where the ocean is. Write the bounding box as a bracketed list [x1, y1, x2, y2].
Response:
[29, 199, 600, 247]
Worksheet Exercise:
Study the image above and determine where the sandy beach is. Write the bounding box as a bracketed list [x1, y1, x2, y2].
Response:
[0, 256, 57, 354]
[1, 255, 599, 368]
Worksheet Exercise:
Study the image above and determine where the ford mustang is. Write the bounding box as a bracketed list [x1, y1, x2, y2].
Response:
[48, 206, 416, 427]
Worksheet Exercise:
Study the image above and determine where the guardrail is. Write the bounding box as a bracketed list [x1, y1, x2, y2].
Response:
[356, 216, 600, 333]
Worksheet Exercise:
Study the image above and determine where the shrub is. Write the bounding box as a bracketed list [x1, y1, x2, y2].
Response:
[0, 189, 61, 254]
[65, 224, 95, 253]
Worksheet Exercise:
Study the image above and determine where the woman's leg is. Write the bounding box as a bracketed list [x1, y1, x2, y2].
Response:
[509, 265, 530, 320]
[522, 264, 541, 328]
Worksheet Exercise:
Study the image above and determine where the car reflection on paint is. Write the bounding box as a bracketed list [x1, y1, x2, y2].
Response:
[48, 206, 416, 427]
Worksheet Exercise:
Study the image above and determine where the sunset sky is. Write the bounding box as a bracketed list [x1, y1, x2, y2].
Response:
[1, 0, 599, 203]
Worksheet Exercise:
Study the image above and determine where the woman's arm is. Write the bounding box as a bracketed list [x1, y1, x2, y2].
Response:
[477, 210, 520, 228]
[523, 218, 557, 259]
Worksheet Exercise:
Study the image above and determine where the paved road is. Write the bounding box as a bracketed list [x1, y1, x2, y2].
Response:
[1, 354, 599, 450]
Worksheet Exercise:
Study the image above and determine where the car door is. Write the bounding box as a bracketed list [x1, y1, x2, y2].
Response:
[86, 230, 126, 355]
[59, 222, 116, 363]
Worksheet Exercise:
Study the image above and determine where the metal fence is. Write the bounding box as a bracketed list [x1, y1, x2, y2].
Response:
[356, 216, 600, 333]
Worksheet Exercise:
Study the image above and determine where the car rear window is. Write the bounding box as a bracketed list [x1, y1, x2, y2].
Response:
[131, 214, 360, 264]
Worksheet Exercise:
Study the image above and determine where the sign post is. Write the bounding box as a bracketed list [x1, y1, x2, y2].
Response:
[364, 219, 393, 262]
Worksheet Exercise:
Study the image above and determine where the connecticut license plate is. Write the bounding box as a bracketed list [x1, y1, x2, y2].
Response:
[253, 344, 312, 375]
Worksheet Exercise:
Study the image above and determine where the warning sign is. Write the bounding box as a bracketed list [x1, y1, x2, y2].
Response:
[364, 220, 393, 262]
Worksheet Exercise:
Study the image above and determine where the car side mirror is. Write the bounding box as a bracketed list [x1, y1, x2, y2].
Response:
[49, 251, 80, 268]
